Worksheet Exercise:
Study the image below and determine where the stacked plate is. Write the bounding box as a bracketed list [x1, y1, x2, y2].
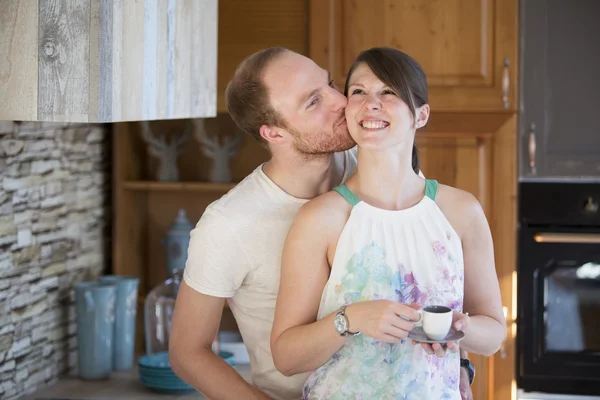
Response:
[138, 351, 235, 394]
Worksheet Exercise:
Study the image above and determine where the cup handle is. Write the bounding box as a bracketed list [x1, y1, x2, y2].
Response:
[414, 309, 423, 327]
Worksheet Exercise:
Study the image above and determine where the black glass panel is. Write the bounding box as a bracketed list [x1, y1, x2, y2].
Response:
[545, 262, 600, 353]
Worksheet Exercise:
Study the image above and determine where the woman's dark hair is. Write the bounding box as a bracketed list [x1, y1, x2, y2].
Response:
[344, 47, 428, 174]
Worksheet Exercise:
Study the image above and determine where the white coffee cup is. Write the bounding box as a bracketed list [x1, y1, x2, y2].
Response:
[414, 305, 453, 341]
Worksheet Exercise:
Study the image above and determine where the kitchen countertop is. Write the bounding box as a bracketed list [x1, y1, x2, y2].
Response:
[23, 368, 600, 400]
[518, 390, 600, 400]
[20, 364, 252, 400]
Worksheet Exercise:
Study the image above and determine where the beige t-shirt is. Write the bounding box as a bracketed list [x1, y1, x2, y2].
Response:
[183, 149, 358, 400]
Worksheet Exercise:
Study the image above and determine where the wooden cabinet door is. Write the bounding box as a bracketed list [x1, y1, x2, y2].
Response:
[310, 0, 518, 112]
[519, 0, 600, 179]
[416, 123, 518, 400]
[417, 133, 493, 215]
[217, 0, 309, 112]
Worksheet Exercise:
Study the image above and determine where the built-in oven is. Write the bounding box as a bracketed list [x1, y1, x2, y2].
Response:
[517, 181, 600, 396]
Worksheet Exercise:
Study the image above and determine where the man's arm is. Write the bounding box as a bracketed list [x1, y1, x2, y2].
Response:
[170, 282, 270, 400]
[169, 209, 270, 400]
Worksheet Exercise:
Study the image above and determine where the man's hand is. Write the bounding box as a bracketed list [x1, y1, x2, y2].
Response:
[170, 282, 270, 400]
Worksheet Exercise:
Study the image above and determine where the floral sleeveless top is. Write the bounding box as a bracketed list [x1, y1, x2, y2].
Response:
[302, 180, 464, 400]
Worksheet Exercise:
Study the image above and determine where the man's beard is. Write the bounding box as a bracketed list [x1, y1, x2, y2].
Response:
[286, 120, 356, 160]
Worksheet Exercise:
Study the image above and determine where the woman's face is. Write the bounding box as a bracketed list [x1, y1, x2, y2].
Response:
[345, 63, 418, 151]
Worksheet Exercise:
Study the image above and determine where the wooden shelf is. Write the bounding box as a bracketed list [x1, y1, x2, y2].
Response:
[122, 181, 237, 192]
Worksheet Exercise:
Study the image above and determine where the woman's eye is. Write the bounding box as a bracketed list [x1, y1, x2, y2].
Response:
[382, 89, 397, 96]
[351, 89, 364, 95]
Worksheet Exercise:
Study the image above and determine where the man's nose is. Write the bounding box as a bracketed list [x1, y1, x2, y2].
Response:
[331, 87, 348, 111]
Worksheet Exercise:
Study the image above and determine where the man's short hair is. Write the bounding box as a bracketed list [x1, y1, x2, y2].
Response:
[225, 47, 289, 148]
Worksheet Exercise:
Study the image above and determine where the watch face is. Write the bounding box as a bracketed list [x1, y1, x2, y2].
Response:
[334, 314, 348, 334]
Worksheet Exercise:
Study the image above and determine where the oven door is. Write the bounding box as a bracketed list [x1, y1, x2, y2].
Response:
[517, 226, 600, 395]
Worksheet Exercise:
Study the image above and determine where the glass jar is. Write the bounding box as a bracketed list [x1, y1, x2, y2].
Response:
[144, 269, 182, 355]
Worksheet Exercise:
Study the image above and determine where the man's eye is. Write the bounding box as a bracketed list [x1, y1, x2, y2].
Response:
[308, 97, 319, 108]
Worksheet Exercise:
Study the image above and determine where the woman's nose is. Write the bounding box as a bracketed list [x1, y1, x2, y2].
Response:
[364, 93, 381, 110]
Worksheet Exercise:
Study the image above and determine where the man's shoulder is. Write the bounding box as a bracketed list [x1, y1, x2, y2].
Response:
[205, 166, 269, 217]
[200, 164, 296, 238]
[344, 145, 358, 158]
[340, 146, 358, 167]
[335, 146, 358, 182]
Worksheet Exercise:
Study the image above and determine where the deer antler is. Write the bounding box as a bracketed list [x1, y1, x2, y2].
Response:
[140, 121, 166, 157]
[193, 118, 218, 158]
[223, 129, 244, 156]
[174, 121, 193, 152]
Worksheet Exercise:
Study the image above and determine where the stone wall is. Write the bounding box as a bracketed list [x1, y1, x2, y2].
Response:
[0, 121, 111, 399]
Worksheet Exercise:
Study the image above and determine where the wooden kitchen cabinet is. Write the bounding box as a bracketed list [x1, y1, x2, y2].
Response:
[519, 0, 600, 179]
[310, 0, 518, 112]
[417, 113, 518, 400]
[216, 0, 309, 112]
[0, 0, 217, 123]
[417, 132, 493, 216]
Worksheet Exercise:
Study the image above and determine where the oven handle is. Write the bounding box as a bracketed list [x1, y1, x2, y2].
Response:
[533, 232, 600, 244]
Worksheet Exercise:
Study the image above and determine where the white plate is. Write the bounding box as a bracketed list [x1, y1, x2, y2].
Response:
[408, 326, 465, 344]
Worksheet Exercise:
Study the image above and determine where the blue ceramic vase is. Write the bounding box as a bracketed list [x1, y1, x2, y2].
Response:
[74, 281, 116, 380]
[161, 209, 194, 277]
[99, 275, 140, 371]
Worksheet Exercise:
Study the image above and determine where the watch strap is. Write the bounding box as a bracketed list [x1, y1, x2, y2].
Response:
[460, 358, 475, 386]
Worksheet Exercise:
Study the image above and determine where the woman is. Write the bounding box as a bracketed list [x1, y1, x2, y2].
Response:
[270, 48, 506, 399]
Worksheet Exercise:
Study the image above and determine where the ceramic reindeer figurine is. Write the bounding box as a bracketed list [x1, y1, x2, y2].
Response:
[193, 119, 243, 183]
[140, 121, 192, 181]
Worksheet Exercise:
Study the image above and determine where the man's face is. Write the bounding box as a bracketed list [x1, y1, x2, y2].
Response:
[263, 52, 355, 157]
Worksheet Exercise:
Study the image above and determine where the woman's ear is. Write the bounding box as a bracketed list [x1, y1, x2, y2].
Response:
[414, 104, 431, 129]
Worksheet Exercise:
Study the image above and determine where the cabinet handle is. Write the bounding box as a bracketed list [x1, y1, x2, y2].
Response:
[528, 122, 536, 174]
[502, 57, 510, 108]
[533, 232, 600, 244]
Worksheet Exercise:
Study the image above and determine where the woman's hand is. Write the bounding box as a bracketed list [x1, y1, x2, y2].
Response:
[413, 311, 470, 358]
[344, 300, 421, 343]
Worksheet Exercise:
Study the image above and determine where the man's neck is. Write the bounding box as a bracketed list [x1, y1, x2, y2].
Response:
[262, 151, 344, 200]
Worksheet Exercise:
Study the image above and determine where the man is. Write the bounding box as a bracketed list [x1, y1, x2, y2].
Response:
[169, 47, 474, 400]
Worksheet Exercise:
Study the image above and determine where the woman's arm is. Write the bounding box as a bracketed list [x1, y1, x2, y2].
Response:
[270, 198, 349, 376]
[271, 196, 420, 376]
[444, 190, 506, 356]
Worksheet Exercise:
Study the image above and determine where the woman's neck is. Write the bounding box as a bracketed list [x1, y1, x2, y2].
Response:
[347, 146, 425, 210]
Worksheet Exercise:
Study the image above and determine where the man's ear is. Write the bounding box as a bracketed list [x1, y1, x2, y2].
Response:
[259, 125, 284, 145]
[414, 104, 431, 129]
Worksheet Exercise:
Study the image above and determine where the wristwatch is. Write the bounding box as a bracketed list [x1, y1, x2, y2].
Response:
[460, 358, 476, 386]
[334, 305, 360, 336]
